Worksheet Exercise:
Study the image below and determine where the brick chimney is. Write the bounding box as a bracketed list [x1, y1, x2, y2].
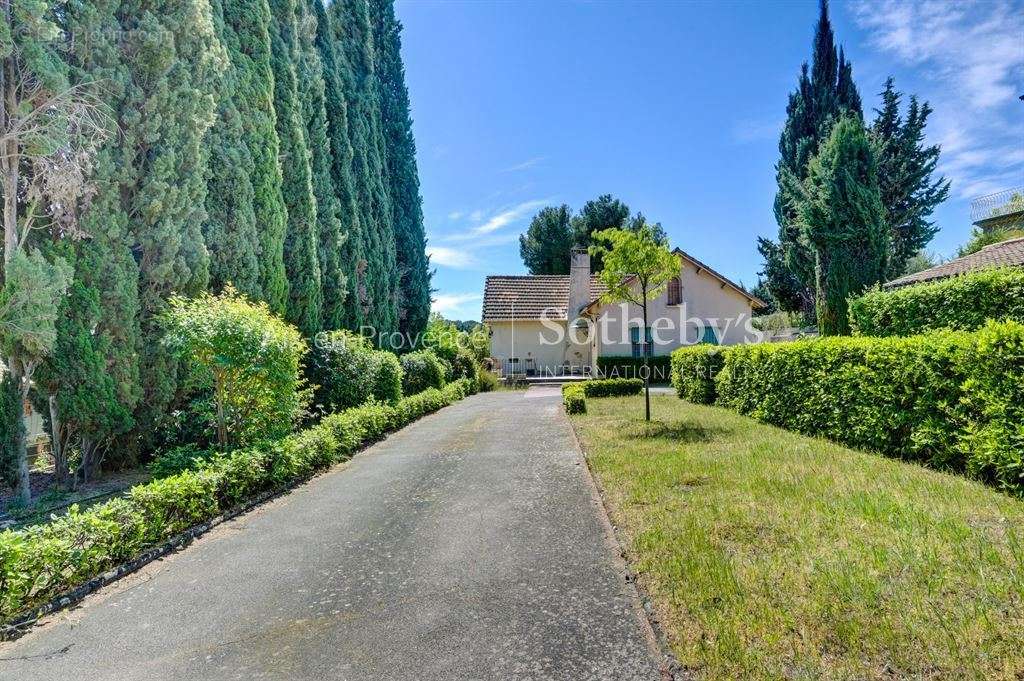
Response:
[567, 247, 591, 322]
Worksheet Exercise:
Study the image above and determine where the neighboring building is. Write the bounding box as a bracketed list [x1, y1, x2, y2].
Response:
[482, 248, 765, 376]
[971, 187, 1024, 233]
[884, 236, 1024, 289]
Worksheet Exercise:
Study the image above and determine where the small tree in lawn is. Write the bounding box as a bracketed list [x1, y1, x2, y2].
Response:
[162, 286, 309, 450]
[591, 225, 678, 421]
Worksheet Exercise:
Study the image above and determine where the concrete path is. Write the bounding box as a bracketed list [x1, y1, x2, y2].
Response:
[0, 388, 663, 680]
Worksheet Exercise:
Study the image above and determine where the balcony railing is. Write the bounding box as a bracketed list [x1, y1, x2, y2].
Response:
[971, 187, 1024, 224]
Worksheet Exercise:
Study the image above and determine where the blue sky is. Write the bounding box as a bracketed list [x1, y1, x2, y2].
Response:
[395, 0, 1024, 321]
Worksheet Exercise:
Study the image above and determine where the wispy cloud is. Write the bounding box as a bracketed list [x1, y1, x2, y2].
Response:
[851, 0, 1024, 199]
[447, 210, 464, 221]
[432, 293, 483, 318]
[426, 245, 477, 270]
[469, 199, 550, 235]
[500, 156, 547, 172]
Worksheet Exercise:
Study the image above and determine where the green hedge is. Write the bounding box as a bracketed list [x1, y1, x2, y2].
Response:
[400, 349, 448, 395]
[596, 355, 672, 383]
[849, 267, 1024, 337]
[0, 378, 477, 624]
[670, 345, 725, 404]
[562, 378, 644, 414]
[715, 321, 1023, 495]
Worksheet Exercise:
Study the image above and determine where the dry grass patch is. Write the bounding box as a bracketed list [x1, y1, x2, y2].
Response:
[573, 395, 1024, 680]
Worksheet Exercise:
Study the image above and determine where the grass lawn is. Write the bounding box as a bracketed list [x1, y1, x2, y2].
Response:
[572, 395, 1024, 680]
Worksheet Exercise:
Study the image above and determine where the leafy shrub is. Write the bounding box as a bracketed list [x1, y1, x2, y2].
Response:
[307, 330, 403, 415]
[670, 345, 724, 404]
[849, 267, 1024, 337]
[477, 369, 499, 393]
[715, 321, 1024, 494]
[0, 377, 478, 623]
[562, 384, 586, 414]
[448, 348, 480, 383]
[596, 356, 672, 383]
[149, 444, 218, 478]
[581, 378, 644, 398]
[400, 349, 447, 395]
[162, 286, 308, 449]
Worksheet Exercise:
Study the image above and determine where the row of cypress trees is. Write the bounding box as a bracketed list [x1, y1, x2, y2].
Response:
[26, 0, 430, 473]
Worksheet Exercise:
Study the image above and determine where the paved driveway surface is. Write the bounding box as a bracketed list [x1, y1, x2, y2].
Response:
[0, 387, 662, 680]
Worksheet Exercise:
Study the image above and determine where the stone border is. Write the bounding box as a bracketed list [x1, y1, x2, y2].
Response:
[565, 412, 689, 681]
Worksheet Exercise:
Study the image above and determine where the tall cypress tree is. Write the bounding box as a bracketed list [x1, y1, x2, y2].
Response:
[871, 78, 950, 279]
[297, 0, 347, 332]
[796, 116, 888, 335]
[762, 0, 862, 316]
[370, 0, 431, 342]
[330, 0, 398, 337]
[223, 0, 290, 314]
[268, 0, 323, 336]
[205, 0, 261, 299]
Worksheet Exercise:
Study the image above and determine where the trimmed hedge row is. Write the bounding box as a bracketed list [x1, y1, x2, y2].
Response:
[713, 321, 1023, 495]
[669, 345, 724, 404]
[849, 267, 1024, 337]
[595, 356, 672, 383]
[562, 378, 645, 414]
[0, 378, 477, 623]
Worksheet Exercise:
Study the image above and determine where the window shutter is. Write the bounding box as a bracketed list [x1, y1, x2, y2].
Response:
[667, 277, 681, 305]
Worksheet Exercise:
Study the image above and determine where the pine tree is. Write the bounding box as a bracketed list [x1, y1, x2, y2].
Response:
[871, 78, 950, 279]
[519, 206, 575, 275]
[370, 0, 431, 342]
[570, 194, 630, 270]
[223, 0, 290, 315]
[205, 0, 262, 299]
[269, 0, 323, 336]
[311, 0, 365, 331]
[330, 0, 398, 337]
[765, 0, 863, 316]
[297, 0, 347, 332]
[795, 116, 888, 335]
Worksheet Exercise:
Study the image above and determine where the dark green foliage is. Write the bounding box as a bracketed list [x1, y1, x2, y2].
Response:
[849, 268, 1024, 337]
[223, 0, 290, 315]
[958, 227, 1024, 257]
[519, 205, 574, 275]
[795, 116, 888, 335]
[596, 356, 672, 383]
[570, 195, 631, 270]
[766, 0, 863, 316]
[0, 376, 21, 490]
[870, 78, 949, 279]
[308, 330, 404, 413]
[447, 349, 480, 383]
[670, 346, 724, 404]
[0, 377, 477, 622]
[714, 321, 1024, 495]
[269, 0, 323, 336]
[400, 349, 448, 395]
[204, 0, 263, 300]
[296, 0, 347, 332]
[330, 0, 399, 335]
[371, 0, 432, 341]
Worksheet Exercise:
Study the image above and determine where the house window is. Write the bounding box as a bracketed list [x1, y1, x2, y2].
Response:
[630, 326, 653, 357]
[667, 276, 681, 305]
[700, 325, 719, 345]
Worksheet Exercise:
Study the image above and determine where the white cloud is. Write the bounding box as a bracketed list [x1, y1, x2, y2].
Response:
[447, 210, 464, 221]
[851, 0, 1024, 199]
[500, 156, 547, 172]
[470, 199, 550, 235]
[468, 209, 484, 222]
[432, 293, 483, 318]
[426, 245, 477, 270]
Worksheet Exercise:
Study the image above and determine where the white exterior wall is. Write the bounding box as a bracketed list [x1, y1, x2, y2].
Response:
[593, 259, 758, 359]
[489, 320, 591, 374]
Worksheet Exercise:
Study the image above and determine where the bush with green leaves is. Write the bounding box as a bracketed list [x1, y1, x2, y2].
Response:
[715, 321, 1024, 494]
[477, 369, 499, 393]
[308, 330, 403, 414]
[561, 378, 643, 415]
[0, 377, 478, 623]
[400, 349, 448, 395]
[849, 267, 1024, 337]
[562, 384, 586, 414]
[670, 345, 724, 404]
[161, 286, 308, 449]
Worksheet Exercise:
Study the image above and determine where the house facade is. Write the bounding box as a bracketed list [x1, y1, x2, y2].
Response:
[482, 248, 765, 376]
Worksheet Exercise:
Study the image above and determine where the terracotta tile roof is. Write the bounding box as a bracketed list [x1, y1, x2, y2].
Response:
[884, 237, 1024, 289]
[482, 275, 608, 321]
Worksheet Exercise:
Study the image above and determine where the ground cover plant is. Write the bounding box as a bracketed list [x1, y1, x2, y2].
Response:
[572, 394, 1024, 679]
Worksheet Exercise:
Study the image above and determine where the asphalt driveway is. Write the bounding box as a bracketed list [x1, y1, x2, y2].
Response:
[0, 387, 663, 680]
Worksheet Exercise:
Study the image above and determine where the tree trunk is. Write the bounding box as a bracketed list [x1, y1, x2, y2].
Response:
[48, 393, 69, 486]
[11, 362, 30, 504]
[642, 294, 650, 422]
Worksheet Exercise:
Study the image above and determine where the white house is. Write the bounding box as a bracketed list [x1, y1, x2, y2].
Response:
[482, 248, 765, 376]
